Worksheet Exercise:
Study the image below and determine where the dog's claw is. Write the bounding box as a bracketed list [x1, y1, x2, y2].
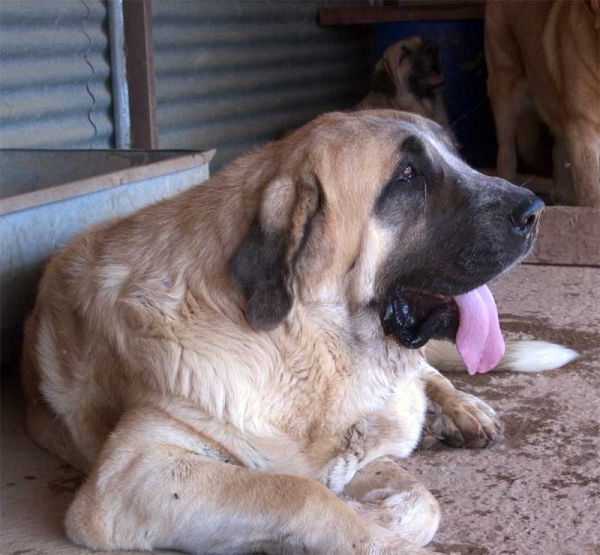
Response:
[421, 394, 504, 449]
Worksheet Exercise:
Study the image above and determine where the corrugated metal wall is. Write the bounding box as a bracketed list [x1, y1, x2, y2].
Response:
[0, 0, 370, 159]
[152, 0, 372, 170]
[0, 0, 114, 149]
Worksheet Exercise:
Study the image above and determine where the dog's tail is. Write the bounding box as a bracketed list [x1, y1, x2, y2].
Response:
[426, 340, 578, 373]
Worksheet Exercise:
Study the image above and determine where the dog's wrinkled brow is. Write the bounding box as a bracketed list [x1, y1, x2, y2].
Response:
[401, 135, 425, 155]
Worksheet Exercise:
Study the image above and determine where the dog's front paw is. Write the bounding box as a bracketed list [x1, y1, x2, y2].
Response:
[359, 531, 441, 555]
[421, 393, 504, 449]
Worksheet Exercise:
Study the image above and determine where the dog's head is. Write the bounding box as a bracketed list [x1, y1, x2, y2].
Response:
[229, 111, 542, 370]
[372, 36, 445, 100]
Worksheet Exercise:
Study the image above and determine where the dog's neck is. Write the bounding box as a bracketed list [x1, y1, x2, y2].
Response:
[278, 299, 411, 426]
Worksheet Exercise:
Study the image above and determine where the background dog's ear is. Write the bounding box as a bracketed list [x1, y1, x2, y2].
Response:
[585, 0, 600, 29]
[371, 58, 397, 97]
[229, 175, 322, 330]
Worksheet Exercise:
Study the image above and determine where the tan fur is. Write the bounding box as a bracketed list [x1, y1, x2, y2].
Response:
[23, 111, 507, 554]
[354, 37, 452, 132]
[486, 0, 600, 207]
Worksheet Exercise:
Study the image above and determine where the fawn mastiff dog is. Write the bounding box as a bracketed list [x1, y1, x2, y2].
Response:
[485, 0, 600, 207]
[355, 37, 452, 136]
[22, 111, 575, 554]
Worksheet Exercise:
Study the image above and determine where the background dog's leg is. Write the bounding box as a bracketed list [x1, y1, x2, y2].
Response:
[491, 79, 532, 183]
[419, 363, 504, 449]
[343, 457, 440, 548]
[563, 121, 600, 208]
[551, 138, 576, 205]
[64, 407, 430, 555]
[485, 4, 528, 182]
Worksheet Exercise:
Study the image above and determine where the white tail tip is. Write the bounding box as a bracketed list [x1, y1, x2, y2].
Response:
[426, 340, 579, 373]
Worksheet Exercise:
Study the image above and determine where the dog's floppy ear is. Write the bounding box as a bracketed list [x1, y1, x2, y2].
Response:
[371, 58, 397, 97]
[229, 174, 322, 330]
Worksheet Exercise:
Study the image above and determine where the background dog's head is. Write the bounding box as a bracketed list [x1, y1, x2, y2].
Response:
[229, 111, 542, 348]
[372, 37, 445, 100]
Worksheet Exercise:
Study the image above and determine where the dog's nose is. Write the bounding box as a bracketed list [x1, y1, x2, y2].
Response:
[511, 197, 544, 236]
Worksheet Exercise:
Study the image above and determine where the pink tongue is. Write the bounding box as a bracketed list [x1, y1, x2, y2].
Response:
[454, 285, 505, 375]
[420, 73, 444, 85]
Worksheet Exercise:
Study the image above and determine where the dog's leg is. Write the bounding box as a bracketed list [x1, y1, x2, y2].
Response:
[563, 120, 600, 208]
[491, 79, 533, 183]
[551, 137, 576, 205]
[65, 406, 431, 555]
[342, 457, 440, 548]
[24, 400, 91, 473]
[485, 6, 528, 182]
[419, 363, 504, 449]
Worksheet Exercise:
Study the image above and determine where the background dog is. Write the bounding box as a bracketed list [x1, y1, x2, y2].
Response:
[354, 37, 452, 135]
[22, 111, 575, 554]
[486, 0, 600, 207]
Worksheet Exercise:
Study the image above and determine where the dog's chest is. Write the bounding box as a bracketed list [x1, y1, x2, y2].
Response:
[250, 347, 423, 487]
[169, 307, 419, 480]
[263, 332, 397, 434]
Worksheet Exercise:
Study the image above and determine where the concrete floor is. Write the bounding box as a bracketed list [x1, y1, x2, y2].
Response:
[411, 265, 600, 555]
[1, 264, 599, 555]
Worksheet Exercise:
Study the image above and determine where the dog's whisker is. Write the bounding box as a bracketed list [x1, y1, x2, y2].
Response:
[450, 101, 485, 129]
[519, 175, 535, 188]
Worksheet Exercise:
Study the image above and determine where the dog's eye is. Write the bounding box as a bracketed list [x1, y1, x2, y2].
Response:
[398, 164, 417, 182]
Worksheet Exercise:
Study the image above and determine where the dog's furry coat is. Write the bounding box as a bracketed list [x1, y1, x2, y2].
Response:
[486, 0, 600, 207]
[355, 37, 451, 134]
[22, 111, 574, 554]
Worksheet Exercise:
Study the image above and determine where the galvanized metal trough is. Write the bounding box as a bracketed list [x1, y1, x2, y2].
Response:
[0, 149, 214, 362]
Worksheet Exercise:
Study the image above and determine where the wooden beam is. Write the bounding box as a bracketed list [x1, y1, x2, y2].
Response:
[524, 207, 600, 267]
[319, 2, 485, 26]
[123, 0, 158, 149]
[478, 170, 599, 266]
